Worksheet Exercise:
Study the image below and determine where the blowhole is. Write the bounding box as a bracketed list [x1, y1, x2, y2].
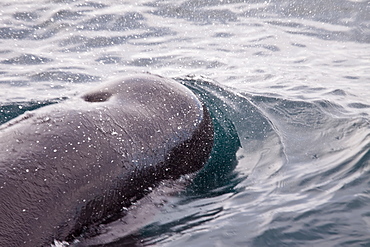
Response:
[82, 92, 113, 102]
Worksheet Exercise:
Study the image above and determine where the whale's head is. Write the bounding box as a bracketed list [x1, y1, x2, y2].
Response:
[0, 74, 214, 246]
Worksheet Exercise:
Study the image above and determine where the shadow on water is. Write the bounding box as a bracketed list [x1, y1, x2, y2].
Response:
[181, 78, 242, 194]
[179, 75, 288, 195]
[0, 99, 63, 125]
[183, 75, 287, 180]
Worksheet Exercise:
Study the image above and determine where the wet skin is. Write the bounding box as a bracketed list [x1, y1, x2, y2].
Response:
[0, 74, 214, 246]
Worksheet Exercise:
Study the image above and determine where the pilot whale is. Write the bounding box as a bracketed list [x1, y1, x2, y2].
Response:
[0, 74, 214, 246]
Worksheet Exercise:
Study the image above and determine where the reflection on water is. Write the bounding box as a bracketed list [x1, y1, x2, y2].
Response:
[0, 0, 369, 246]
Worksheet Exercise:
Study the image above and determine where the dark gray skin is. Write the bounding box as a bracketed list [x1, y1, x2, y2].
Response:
[0, 74, 214, 247]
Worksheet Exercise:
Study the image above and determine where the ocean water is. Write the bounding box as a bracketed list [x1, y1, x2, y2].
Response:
[0, 0, 369, 246]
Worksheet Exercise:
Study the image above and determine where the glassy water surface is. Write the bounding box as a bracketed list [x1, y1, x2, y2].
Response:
[0, 0, 369, 246]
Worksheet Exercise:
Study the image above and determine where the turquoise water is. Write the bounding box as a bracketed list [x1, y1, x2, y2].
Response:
[0, 0, 369, 246]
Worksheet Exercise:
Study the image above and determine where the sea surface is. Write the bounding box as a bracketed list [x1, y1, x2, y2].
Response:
[0, 0, 369, 246]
